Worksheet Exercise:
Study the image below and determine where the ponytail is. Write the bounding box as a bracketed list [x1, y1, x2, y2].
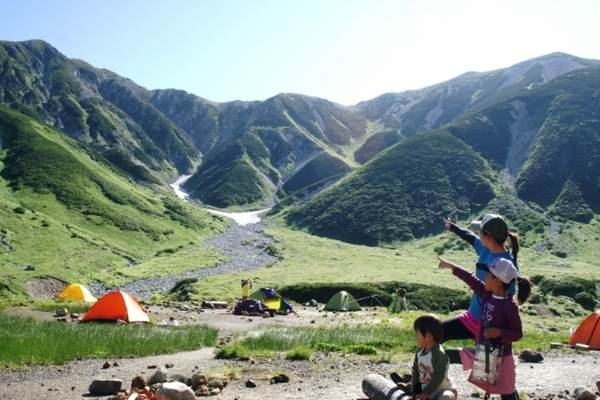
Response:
[515, 276, 532, 305]
[497, 231, 520, 263]
[502, 275, 533, 305]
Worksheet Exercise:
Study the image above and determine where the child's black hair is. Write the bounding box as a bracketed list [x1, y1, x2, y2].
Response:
[413, 314, 443, 343]
[502, 276, 533, 305]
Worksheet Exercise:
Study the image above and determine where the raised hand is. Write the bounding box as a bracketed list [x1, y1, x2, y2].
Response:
[442, 217, 452, 230]
[437, 256, 455, 270]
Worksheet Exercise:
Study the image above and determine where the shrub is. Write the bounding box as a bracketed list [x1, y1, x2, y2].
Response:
[536, 276, 598, 311]
[314, 342, 344, 353]
[347, 344, 378, 355]
[538, 277, 597, 299]
[215, 345, 248, 360]
[265, 244, 283, 258]
[285, 347, 312, 360]
[574, 292, 597, 311]
[278, 282, 470, 313]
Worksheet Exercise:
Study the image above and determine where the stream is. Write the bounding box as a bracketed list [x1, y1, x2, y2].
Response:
[169, 175, 271, 225]
[90, 177, 277, 300]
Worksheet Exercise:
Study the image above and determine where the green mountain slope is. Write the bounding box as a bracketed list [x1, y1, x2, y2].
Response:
[281, 131, 495, 245]
[0, 40, 197, 185]
[0, 106, 227, 297]
[513, 69, 600, 215]
[275, 67, 600, 245]
[3, 40, 599, 213]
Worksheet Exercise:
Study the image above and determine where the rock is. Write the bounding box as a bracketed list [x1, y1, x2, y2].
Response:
[262, 311, 271, 318]
[191, 373, 207, 390]
[195, 385, 211, 396]
[207, 378, 225, 390]
[165, 362, 174, 368]
[155, 381, 195, 400]
[131, 375, 146, 389]
[55, 308, 68, 317]
[102, 361, 111, 369]
[245, 379, 257, 388]
[270, 374, 290, 384]
[148, 366, 169, 384]
[518, 350, 544, 363]
[169, 373, 187, 383]
[575, 388, 596, 400]
[596, 380, 600, 391]
[88, 379, 122, 395]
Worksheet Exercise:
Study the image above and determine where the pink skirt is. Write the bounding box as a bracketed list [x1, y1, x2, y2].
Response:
[459, 348, 516, 395]
[456, 310, 480, 337]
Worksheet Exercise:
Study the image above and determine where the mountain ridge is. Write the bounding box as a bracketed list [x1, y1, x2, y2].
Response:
[1, 39, 599, 240]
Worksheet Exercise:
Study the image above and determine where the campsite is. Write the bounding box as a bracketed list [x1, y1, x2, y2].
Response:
[2, 225, 600, 399]
[2, 300, 600, 400]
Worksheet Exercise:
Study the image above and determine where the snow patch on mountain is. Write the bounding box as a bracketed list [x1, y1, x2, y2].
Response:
[422, 94, 444, 131]
[499, 53, 588, 90]
[505, 100, 540, 191]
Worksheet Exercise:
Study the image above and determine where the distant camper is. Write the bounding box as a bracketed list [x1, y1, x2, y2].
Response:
[389, 286, 408, 313]
[241, 279, 252, 299]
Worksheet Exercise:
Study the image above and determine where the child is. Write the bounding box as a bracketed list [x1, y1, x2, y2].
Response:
[437, 256, 532, 400]
[392, 314, 457, 400]
[441, 214, 520, 344]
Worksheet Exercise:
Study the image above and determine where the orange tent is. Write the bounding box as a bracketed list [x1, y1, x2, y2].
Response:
[567, 310, 600, 349]
[56, 283, 97, 302]
[80, 291, 149, 323]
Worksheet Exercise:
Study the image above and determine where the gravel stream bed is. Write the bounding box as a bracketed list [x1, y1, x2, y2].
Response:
[89, 222, 277, 301]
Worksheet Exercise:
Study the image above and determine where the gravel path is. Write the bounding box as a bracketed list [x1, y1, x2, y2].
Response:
[89, 221, 277, 301]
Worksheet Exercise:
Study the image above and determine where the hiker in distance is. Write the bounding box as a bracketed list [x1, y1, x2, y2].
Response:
[437, 256, 532, 400]
[241, 278, 252, 299]
[389, 286, 409, 313]
[440, 214, 520, 345]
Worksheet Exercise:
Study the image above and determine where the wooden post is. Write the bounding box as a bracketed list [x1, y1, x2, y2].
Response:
[362, 373, 411, 400]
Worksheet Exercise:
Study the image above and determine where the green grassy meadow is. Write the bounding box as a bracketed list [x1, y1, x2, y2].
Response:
[180, 217, 600, 307]
[0, 315, 218, 367]
[0, 307, 575, 368]
[0, 214, 596, 368]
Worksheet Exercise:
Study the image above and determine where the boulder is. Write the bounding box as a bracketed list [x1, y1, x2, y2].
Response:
[131, 375, 146, 389]
[518, 350, 544, 363]
[155, 381, 195, 400]
[148, 366, 169, 385]
[191, 373, 207, 390]
[88, 379, 122, 395]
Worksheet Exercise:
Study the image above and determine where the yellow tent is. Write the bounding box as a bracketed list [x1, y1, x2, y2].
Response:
[56, 283, 97, 302]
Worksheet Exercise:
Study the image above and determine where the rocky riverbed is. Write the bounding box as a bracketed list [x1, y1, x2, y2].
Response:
[89, 221, 277, 301]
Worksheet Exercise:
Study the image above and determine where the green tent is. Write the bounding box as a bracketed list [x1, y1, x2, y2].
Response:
[324, 291, 361, 312]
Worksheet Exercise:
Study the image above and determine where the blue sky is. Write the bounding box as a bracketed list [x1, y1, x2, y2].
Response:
[2, 1, 599, 106]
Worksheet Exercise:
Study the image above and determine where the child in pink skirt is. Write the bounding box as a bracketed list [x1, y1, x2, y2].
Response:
[437, 256, 532, 400]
